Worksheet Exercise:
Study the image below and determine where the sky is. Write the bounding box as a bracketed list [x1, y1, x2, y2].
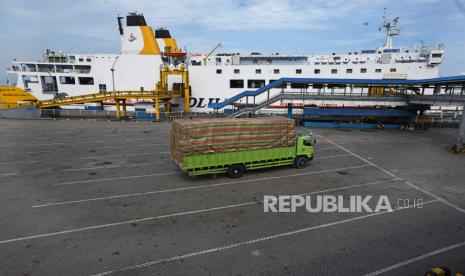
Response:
[1, 0, 465, 84]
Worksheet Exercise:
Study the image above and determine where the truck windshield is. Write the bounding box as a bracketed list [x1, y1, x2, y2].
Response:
[303, 139, 312, 146]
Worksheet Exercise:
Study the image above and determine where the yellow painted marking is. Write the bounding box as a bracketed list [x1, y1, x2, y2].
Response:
[0, 86, 37, 104]
[162, 38, 178, 52]
[139, 26, 160, 55]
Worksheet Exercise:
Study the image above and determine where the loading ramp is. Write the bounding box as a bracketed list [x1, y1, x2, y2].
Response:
[0, 64, 190, 121]
[209, 76, 465, 116]
[209, 76, 465, 150]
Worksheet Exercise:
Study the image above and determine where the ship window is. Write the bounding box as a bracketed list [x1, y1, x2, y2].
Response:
[296, 69, 302, 74]
[432, 53, 442, 58]
[234, 69, 240, 74]
[269, 80, 287, 88]
[361, 68, 367, 73]
[23, 75, 39, 83]
[346, 69, 353, 74]
[274, 69, 280, 74]
[22, 64, 37, 72]
[41, 76, 58, 92]
[79, 77, 94, 85]
[291, 83, 309, 89]
[38, 64, 55, 73]
[331, 69, 337, 74]
[56, 65, 73, 73]
[59, 76, 75, 85]
[375, 68, 382, 73]
[230, 79, 244, 88]
[23, 75, 39, 90]
[99, 84, 107, 92]
[390, 68, 397, 72]
[86, 58, 92, 62]
[247, 79, 265, 88]
[74, 65, 91, 74]
[256, 69, 262, 74]
[314, 69, 320, 74]
[216, 69, 222, 74]
[79, 58, 84, 62]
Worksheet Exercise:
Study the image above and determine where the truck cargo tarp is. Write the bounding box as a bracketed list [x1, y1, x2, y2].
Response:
[171, 118, 296, 161]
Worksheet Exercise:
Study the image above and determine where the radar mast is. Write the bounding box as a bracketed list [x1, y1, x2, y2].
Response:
[379, 9, 400, 49]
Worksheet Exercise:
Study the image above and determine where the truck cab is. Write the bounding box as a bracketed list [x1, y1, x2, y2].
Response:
[294, 134, 315, 169]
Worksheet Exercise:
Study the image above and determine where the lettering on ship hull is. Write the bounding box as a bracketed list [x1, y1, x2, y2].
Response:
[189, 97, 220, 108]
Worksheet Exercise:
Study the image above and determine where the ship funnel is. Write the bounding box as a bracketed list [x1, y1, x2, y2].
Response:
[154, 28, 179, 54]
[119, 12, 161, 55]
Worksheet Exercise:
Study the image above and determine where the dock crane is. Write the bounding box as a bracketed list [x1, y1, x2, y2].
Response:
[203, 42, 222, 65]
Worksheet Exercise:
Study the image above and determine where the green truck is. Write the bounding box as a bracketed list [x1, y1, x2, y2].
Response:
[171, 118, 315, 178]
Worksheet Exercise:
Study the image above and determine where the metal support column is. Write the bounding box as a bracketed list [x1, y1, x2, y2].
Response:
[456, 105, 465, 149]
[115, 100, 121, 120]
[287, 103, 293, 118]
[155, 97, 160, 121]
[122, 99, 127, 119]
[183, 68, 190, 113]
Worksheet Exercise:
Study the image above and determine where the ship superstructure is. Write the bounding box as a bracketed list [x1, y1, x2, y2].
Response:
[5, 12, 445, 111]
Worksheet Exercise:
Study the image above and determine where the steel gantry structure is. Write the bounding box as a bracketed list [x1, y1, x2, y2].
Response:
[0, 64, 191, 121]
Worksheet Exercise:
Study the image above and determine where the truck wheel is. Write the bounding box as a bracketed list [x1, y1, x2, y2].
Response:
[227, 165, 245, 178]
[294, 156, 309, 169]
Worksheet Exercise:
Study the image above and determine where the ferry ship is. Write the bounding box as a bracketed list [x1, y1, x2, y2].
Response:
[5, 12, 445, 112]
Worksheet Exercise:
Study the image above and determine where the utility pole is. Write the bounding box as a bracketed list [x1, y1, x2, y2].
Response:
[111, 56, 120, 92]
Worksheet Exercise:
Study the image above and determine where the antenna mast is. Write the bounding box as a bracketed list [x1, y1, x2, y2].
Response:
[380, 8, 400, 49]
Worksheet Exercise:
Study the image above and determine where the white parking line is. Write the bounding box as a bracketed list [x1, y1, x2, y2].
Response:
[125, 137, 167, 142]
[23, 142, 64, 147]
[315, 133, 465, 215]
[34, 166, 383, 208]
[89, 133, 169, 138]
[80, 152, 169, 160]
[79, 152, 338, 161]
[25, 150, 53, 154]
[88, 143, 168, 150]
[64, 163, 152, 172]
[32, 133, 167, 140]
[55, 161, 370, 186]
[364, 240, 465, 276]
[53, 171, 182, 186]
[91, 199, 439, 276]
[316, 154, 352, 159]
[316, 146, 340, 150]
[0, 160, 38, 165]
[5, 178, 397, 245]
[0, 173, 19, 177]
